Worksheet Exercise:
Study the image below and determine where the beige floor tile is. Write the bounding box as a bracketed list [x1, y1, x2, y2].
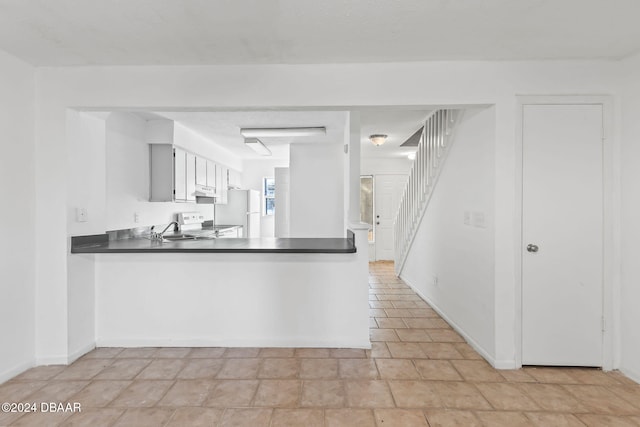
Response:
[369, 342, 392, 358]
[376, 318, 407, 329]
[258, 358, 299, 379]
[475, 411, 534, 426]
[63, 408, 125, 427]
[177, 358, 224, 379]
[301, 380, 345, 407]
[563, 384, 639, 415]
[69, 380, 131, 407]
[395, 329, 432, 342]
[165, 407, 224, 426]
[224, 347, 261, 358]
[420, 343, 464, 359]
[135, 359, 185, 380]
[451, 360, 504, 382]
[524, 367, 578, 384]
[370, 318, 380, 328]
[204, 380, 259, 407]
[339, 359, 379, 379]
[325, 409, 376, 427]
[608, 371, 640, 386]
[370, 308, 387, 317]
[216, 358, 260, 379]
[374, 409, 429, 426]
[13, 365, 65, 381]
[253, 380, 301, 407]
[453, 343, 483, 359]
[414, 360, 463, 381]
[24, 380, 90, 402]
[259, 348, 296, 358]
[53, 359, 113, 380]
[344, 380, 395, 408]
[408, 308, 438, 318]
[0, 410, 25, 426]
[388, 380, 442, 408]
[430, 382, 492, 410]
[157, 379, 215, 406]
[82, 347, 124, 359]
[93, 359, 151, 380]
[524, 412, 586, 427]
[609, 385, 640, 410]
[404, 318, 450, 329]
[516, 383, 586, 412]
[428, 329, 465, 343]
[498, 369, 537, 383]
[186, 347, 226, 358]
[220, 408, 272, 427]
[475, 382, 540, 411]
[331, 348, 367, 358]
[566, 368, 624, 386]
[370, 301, 395, 309]
[370, 329, 400, 342]
[577, 414, 639, 427]
[425, 409, 482, 427]
[300, 358, 339, 379]
[153, 347, 191, 358]
[9, 410, 73, 427]
[112, 407, 174, 427]
[0, 380, 46, 401]
[116, 348, 158, 358]
[271, 409, 324, 427]
[384, 308, 412, 318]
[109, 380, 174, 407]
[386, 342, 426, 359]
[376, 359, 420, 380]
[295, 348, 331, 358]
[391, 301, 420, 309]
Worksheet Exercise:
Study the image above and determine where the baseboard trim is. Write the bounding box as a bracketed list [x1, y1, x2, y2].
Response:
[620, 366, 640, 385]
[35, 355, 70, 366]
[0, 359, 35, 384]
[96, 337, 372, 349]
[400, 274, 516, 370]
[67, 342, 96, 364]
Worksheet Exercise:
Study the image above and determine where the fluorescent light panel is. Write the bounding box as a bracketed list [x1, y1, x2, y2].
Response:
[244, 138, 272, 156]
[240, 127, 326, 138]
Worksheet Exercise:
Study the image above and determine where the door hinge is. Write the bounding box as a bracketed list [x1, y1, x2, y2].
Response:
[601, 316, 606, 332]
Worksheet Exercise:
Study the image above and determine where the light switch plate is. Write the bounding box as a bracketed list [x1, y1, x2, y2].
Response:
[76, 208, 88, 222]
[472, 211, 485, 228]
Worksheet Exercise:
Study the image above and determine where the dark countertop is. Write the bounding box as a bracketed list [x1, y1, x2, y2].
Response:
[70, 232, 357, 254]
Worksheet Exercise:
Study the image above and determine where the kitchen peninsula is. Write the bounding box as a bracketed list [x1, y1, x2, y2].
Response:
[69, 226, 370, 351]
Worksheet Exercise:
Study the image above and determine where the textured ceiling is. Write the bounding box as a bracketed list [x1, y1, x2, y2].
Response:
[1, 0, 639, 66]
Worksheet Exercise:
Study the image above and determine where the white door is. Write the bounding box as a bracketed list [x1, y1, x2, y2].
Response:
[522, 104, 603, 367]
[375, 174, 407, 261]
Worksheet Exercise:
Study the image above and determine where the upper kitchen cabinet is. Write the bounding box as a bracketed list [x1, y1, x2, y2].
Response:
[149, 145, 195, 202]
[228, 169, 242, 190]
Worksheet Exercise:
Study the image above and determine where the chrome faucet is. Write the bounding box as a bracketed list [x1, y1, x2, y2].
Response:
[151, 221, 179, 241]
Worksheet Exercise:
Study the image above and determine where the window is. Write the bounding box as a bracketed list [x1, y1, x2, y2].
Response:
[360, 176, 374, 242]
[263, 177, 275, 216]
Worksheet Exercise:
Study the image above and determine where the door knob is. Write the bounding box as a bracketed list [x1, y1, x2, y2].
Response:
[376, 222, 380, 225]
[527, 244, 539, 253]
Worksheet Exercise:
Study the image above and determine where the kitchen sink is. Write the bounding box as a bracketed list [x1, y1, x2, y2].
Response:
[162, 234, 199, 241]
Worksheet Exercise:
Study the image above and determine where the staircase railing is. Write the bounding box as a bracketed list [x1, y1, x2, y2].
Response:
[394, 109, 462, 275]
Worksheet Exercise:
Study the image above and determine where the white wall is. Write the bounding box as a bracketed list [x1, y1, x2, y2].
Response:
[33, 59, 621, 366]
[242, 158, 289, 237]
[0, 51, 36, 381]
[361, 157, 413, 176]
[290, 143, 346, 238]
[620, 52, 640, 383]
[401, 107, 497, 364]
[105, 112, 213, 230]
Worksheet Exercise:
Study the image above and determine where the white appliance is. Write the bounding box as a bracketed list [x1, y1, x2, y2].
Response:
[214, 189, 261, 238]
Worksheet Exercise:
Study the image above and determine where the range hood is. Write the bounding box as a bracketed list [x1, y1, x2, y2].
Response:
[195, 184, 218, 204]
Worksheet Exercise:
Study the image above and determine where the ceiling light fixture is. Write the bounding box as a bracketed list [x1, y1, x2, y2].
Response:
[244, 138, 272, 156]
[369, 134, 388, 146]
[240, 127, 326, 138]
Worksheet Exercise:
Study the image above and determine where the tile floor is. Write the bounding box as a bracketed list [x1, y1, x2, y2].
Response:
[1, 261, 639, 426]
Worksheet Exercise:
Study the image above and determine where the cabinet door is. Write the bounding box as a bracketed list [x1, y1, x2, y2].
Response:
[196, 156, 207, 186]
[219, 166, 229, 204]
[228, 169, 242, 189]
[174, 148, 187, 201]
[186, 152, 196, 202]
[206, 160, 216, 189]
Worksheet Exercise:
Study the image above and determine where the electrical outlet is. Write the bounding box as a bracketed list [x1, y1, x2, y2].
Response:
[134, 212, 140, 223]
[472, 211, 486, 228]
[432, 275, 439, 286]
[464, 211, 471, 225]
[76, 208, 88, 223]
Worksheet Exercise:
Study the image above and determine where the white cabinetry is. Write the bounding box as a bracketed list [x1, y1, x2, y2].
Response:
[186, 152, 196, 202]
[206, 160, 216, 189]
[228, 169, 242, 189]
[196, 156, 207, 186]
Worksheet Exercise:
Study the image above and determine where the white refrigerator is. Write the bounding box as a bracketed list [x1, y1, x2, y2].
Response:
[215, 189, 261, 238]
